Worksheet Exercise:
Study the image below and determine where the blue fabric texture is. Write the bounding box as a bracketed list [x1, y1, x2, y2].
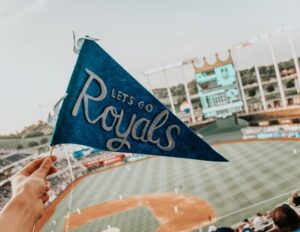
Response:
[51, 40, 227, 162]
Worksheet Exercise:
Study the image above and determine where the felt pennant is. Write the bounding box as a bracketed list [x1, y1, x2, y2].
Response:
[51, 40, 227, 162]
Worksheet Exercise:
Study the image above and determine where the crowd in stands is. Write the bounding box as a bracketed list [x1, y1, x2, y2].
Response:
[2, 148, 300, 232]
[0, 149, 143, 211]
[0, 182, 11, 209]
[208, 192, 300, 232]
[0, 156, 78, 210]
[45, 171, 74, 207]
[242, 124, 300, 140]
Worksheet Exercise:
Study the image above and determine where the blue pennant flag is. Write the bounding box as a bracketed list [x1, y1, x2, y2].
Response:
[51, 40, 227, 162]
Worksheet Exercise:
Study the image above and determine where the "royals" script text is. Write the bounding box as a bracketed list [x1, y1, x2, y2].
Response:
[71, 69, 181, 152]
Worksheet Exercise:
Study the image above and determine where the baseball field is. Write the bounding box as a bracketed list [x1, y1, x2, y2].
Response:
[38, 139, 300, 232]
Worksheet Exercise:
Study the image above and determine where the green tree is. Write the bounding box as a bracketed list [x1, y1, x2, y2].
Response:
[40, 138, 48, 144]
[266, 85, 275, 92]
[28, 141, 39, 147]
[286, 80, 295, 88]
[25, 131, 44, 138]
[248, 88, 256, 97]
[16, 145, 23, 150]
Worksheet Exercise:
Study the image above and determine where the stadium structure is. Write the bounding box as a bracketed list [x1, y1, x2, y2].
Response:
[1, 29, 300, 232]
[1, 138, 300, 232]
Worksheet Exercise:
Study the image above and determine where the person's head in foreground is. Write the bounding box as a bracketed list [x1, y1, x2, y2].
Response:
[216, 227, 234, 232]
[272, 204, 300, 232]
[292, 192, 299, 198]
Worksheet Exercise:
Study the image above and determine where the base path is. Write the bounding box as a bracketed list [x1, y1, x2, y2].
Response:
[64, 193, 216, 232]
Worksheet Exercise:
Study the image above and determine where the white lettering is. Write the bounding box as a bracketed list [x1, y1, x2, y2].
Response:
[71, 69, 180, 152]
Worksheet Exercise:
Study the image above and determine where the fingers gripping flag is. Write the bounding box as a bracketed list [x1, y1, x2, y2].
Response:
[51, 40, 227, 162]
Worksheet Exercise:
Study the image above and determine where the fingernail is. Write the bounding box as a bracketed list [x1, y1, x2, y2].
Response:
[44, 158, 52, 165]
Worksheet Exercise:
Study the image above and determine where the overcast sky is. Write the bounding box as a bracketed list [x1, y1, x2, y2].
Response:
[1, 0, 300, 134]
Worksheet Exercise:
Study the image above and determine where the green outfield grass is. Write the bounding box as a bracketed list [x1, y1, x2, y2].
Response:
[42, 140, 300, 232]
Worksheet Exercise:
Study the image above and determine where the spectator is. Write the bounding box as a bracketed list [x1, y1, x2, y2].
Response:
[237, 219, 252, 232]
[242, 219, 252, 229]
[252, 213, 268, 231]
[242, 228, 253, 232]
[208, 225, 217, 232]
[216, 227, 235, 232]
[272, 204, 300, 232]
[289, 192, 300, 207]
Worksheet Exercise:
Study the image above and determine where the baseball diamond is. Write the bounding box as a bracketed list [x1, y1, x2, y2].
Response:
[39, 140, 300, 232]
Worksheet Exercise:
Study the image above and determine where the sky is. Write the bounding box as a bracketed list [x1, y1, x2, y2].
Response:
[1, 0, 300, 134]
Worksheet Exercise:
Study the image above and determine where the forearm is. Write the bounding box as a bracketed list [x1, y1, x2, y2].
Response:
[0, 194, 37, 232]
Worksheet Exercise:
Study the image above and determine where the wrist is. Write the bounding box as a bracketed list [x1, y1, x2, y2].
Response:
[8, 192, 33, 213]
[0, 193, 36, 232]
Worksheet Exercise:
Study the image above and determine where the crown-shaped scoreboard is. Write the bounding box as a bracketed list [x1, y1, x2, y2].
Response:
[191, 51, 244, 119]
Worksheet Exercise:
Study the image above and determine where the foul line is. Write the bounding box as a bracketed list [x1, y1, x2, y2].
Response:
[217, 186, 300, 221]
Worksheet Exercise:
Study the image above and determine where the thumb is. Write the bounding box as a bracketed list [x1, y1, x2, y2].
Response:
[34, 157, 52, 178]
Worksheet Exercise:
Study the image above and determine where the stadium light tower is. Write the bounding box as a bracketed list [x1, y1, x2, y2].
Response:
[143, 61, 196, 122]
[233, 27, 299, 111]
[269, 26, 300, 93]
[162, 69, 176, 114]
[283, 26, 300, 93]
[145, 74, 154, 95]
[248, 37, 267, 110]
[144, 64, 177, 114]
[231, 44, 249, 114]
[261, 33, 287, 108]
[180, 61, 196, 123]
